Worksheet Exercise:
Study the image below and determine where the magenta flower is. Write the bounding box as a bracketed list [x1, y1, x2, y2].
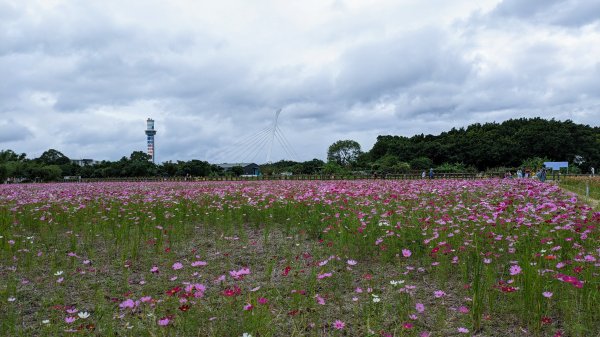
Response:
[150, 266, 159, 273]
[415, 303, 425, 313]
[316, 294, 326, 305]
[243, 303, 254, 311]
[402, 249, 412, 257]
[258, 297, 268, 305]
[158, 317, 170, 326]
[510, 265, 522, 276]
[172, 262, 183, 270]
[333, 320, 345, 330]
[65, 316, 76, 324]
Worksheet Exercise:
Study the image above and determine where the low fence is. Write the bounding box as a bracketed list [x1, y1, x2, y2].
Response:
[71, 172, 509, 183]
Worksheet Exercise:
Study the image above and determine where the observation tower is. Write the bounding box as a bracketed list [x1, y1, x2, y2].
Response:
[145, 118, 157, 163]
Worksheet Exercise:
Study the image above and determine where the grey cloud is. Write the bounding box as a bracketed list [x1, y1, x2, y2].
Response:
[334, 28, 471, 104]
[491, 0, 600, 26]
[1, 1, 599, 163]
[0, 120, 33, 143]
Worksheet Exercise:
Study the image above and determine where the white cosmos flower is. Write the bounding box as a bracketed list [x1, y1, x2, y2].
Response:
[78, 312, 90, 319]
[54, 271, 63, 276]
[42, 319, 50, 324]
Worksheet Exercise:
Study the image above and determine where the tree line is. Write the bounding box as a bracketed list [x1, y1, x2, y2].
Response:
[1, 118, 597, 182]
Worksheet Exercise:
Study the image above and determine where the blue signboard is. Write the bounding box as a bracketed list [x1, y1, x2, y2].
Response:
[544, 162, 568, 171]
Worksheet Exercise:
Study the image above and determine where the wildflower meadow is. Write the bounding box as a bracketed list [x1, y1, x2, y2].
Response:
[1, 179, 598, 336]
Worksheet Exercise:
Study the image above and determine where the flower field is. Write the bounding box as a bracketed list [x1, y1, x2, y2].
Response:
[1, 180, 599, 336]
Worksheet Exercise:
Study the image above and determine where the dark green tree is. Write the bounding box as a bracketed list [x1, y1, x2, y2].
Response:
[37, 149, 70, 165]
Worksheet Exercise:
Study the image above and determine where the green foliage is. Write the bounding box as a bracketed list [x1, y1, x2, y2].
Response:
[520, 157, 550, 171]
[327, 140, 362, 167]
[0, 164, 7, 182]
[370, 118, 600, 170]
[230, 166, 244, 176]
[409, 157, 433, 170]
[322, 162, 346, 175]
[436, 162, 477, 173]
[37, 149, 70, 165]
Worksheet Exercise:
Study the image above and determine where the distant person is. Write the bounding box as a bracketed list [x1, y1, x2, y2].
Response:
[517, 169, 523, 179]
[421, 171, 426, 179]
[540, 168, 547, 182]
[429, 168, 434, 179]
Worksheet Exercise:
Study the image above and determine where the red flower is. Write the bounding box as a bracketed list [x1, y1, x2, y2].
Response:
[166, 286, 181, 296]
[282, 266, 291, 276]
[541, 316, 553, 324]
[222, 286, 242, 297]
[178, 305, 190, 312]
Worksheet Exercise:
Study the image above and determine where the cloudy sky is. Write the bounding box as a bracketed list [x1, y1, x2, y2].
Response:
[1, 0, 599, 163]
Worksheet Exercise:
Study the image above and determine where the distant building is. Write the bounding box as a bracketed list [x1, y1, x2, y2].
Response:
[71, 159, 96, 166]
[218, 163, 261, 176]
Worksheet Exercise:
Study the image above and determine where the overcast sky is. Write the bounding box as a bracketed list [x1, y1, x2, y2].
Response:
[1, 0, 599, 163]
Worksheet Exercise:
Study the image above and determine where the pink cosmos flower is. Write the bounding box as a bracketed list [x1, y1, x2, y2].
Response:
[434, 290, 446, 298]
[416, 303, 425, 313]
[402, 249, 412, 257]
[317, 272, 332, 279]
[543, 291, 553, 298]
[347, 259, 357, 266]
[191, 261, 207, 267]
[458, 327, 469, 333]
[65, 316, 76, 323]
[258, 297, 268, 305]
[119, 299, 136, 309]
[158, 317, 170, 326]
[316, 294, 326, 305]
[420, 332, 431, 337]
[458, 306, 469, 314]
[510, 265, 522, 275]
[243, 303, 254, 311]
[229, 267, 251, 280]
[172, 262, 183, 270]
[150, 266, 159, 273]
[333, 320, 345, 330]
